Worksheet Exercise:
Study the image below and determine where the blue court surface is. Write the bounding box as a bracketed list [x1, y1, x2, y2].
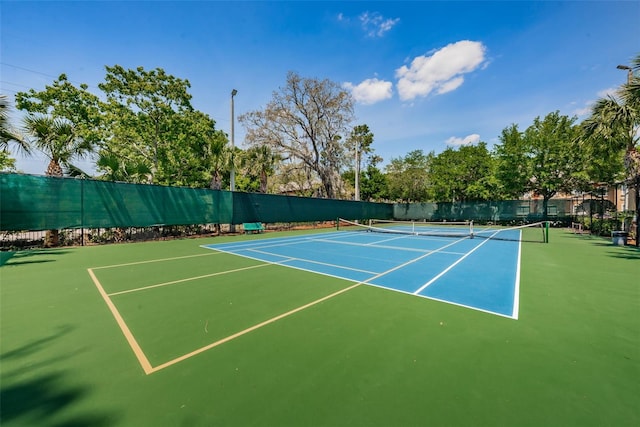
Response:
[202, 229, 523, 319]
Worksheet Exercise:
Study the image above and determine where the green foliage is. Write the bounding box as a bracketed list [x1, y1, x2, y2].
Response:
[345, 124, 375, 169]
[15, 66, 229, 185]
[495, 112, 583, 216]
[428, 142, 500, 202]
[344, 124, 378, 200]
[385, 150, 431, 202]
[22, 115, 93, 176]
[98, 65, 202, 185]
[96, 153, 152, 183]
[360, 164, 389, 201]
[494, 124, 530, 198]
[577, 217, 618, 236]
[342, 163, 389, 201]
[525, 112, 583, 199]
[8, 56, 639, 212]
[581, 53, 640, 244]
[0, 95, 28, 168]
[0, 149, 17, 171]
[15, 74, 103, 145]
[241, 145, 281, 193]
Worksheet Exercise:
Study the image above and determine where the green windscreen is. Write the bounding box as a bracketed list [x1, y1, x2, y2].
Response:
[1, 173, 573, 232]
[231, 192, 391, 224]
[0, 173, 392, 231]
[0, 174, 236, 230]
[394, 200, 574, 222]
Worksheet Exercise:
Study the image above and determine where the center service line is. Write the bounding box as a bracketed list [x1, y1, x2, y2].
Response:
[413, 230, 502, 295]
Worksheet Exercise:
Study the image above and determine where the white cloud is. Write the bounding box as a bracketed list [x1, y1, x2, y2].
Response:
[573, 103, 593, 117]
[344, 78, 393, 105]
[573, 87, 620, 117]
[446, 134, 481, 146]
[597, 87, 617, 98]
[395, 40, 487, 101]
[359, 12, 400, 37]
[436, 76, 464, 95]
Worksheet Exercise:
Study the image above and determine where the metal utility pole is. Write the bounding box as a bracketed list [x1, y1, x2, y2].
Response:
[230, 89, 237, 233]
[616, 64, 632, 84]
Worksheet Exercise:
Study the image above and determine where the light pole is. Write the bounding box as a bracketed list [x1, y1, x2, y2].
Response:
[230, 89, 237, 192]
[354, 142, 360, 201]
[617, 64, 632, 84]
[230, 89, 237, 233]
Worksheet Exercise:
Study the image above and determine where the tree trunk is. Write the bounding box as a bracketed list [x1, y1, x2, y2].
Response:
[210, 170, 221, 234]
[625, 148, 640, 246]
[260, 170, 267, 193]
[45, 160, 63, 247]
[634, 180, 639, 247]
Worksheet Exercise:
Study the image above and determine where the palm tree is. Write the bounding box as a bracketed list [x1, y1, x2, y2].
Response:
[582, 53, 640, 245]
[0, 94, 30, 154]
[23, 115, 93, 176]
[23, 114, 94, 246]
[244, 145, 280, 193]
[204, 136, 227, 191]
[96, 152, 152, 183]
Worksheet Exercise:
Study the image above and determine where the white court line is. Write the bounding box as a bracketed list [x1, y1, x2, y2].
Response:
[361, 280, 516, 319]
[248, 248, 379, 275]
[308, 237, 433, 254]
[220, 233, 448, 255]
[207, 230, 436, 254]
[209, 246, 378, 280]
[203, 234, 347, 254]
[413, 229, 503, 295]
[201, 231, 351, 252]
[364, 233, 416, 246]
[206, 232, 471, 281]
[511, 233, 523, 319]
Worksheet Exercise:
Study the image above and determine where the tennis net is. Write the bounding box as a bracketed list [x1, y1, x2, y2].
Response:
[472, 221, 548, 243]
[337, 218, 473, 238]
[337, 218, 549, 243]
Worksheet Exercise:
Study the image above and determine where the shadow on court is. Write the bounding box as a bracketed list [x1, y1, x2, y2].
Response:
[608, 245, 640, 260]
[0, 249, 70, 267]
[0, 325, 116, 426]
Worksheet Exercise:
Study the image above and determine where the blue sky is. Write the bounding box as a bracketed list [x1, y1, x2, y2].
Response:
[1, 1, 639, 175]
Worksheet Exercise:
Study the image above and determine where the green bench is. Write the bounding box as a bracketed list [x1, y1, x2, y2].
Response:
[243, 222, 264, 234]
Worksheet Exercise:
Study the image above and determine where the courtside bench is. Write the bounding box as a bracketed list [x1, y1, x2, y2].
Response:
[243, 222, 264, 234]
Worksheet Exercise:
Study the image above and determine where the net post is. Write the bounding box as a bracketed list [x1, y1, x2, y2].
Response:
[469, 220, 474, 239]
[545, 221, 549, 243]
[336, 217, 340, 231]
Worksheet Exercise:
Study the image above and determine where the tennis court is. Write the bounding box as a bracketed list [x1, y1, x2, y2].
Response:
[85, 221, 543, 375]
[1, 227, 638, 426]
[203, 220, 543, 319]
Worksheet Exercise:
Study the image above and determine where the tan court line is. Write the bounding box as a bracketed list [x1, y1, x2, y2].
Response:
[91, 251, 223, 270]
[108, 263, 272, 297]
[148, 242, 452, 374]
[147, 281, 364, 374]
[91, 239, 450, 375]
[87, 268, 154, 375]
